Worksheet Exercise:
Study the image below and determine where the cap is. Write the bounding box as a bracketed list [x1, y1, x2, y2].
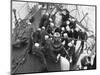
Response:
[66, 25, 70, 31]
[50, 22, 54, 27]
[66, 20, 70, 25]
[61, 27, 65, 31]
[37, 28, 41, 31]
[34, 43, 40, 47]
[45, 35, 49, 40]
[63, 33, 68, 38]
[42, 26, 45, 30]
[49, 18, 53, 22]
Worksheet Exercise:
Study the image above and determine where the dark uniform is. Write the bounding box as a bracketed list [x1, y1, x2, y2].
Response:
[31, 30, 48, 71]
[81, 56, 91, 70]
[32, 45, 47, 69]
[40, 29, 49, 46]
[61, 9, 69, 22]
[29, 16, 34, 23]
[55, 27, 62, 34]
[73, 30, 80, 45]
[32, 30, 41, 43]
[46, 25, 53, 35]
[79, 31, 87, 53]
[39, 14, 50, 28]
[44, 38, 58, 63]
[69, 21, 76, 30]
[61, 21, 67, 28]
[61, 37, 69, 50]
[67, 30, 74, 38]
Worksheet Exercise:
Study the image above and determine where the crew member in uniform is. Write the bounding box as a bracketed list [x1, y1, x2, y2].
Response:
[61, 9, 70, 22]
[39, 12, 50, 28]
[31, 28, 48, 71]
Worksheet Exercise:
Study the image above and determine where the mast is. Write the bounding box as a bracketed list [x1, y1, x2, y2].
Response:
[12, 9, 18, 26]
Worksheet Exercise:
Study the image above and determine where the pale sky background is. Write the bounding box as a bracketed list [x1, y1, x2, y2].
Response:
[12, 1, 95, 35]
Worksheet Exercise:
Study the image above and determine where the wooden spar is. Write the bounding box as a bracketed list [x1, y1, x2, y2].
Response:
[80, 13, 88, 23]
[13, 9, 18, 26]
[69, 15, 93, 33]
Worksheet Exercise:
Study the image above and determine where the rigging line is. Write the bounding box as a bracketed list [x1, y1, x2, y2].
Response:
[12, 29, 33, 74]
[70, 5, 78, 14]
[70, 9, 77, 13]
[82, 11, 88, 28]
[17, 2, 29, 19]
[17, 2, 28, 13]
[11, 52, 28, 74]
[69, 14, 93, 33]
[26, 5, 42, 20]
[80, 13, 88, 23]
[76, 5, 80, 20]
[75, 5, 78, 19]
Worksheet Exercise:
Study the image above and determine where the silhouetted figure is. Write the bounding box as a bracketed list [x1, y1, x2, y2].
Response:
[61, 9, 69, 22]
